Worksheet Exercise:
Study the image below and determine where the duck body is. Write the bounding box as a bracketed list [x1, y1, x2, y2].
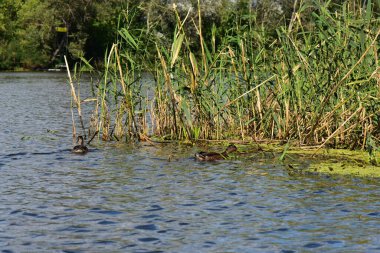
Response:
[71, 136, 88, 154]
[195, 144, 237, 161]
[72, 145, 88, 154]
[195, 151, 226, 161]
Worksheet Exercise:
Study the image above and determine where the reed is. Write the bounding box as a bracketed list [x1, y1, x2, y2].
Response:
[72, 0, 379, 149]
[64, 55, 87, 142]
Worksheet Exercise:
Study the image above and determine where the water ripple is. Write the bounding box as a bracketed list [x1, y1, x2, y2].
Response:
[0, 73, 379, 252]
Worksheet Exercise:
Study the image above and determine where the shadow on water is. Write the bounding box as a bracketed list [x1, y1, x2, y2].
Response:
[0, 148, 101, 165]
[0, 73, 379, 252]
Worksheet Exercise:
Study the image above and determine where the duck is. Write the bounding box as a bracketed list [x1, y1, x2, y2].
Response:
[72, 136, 88, 154]
[195, 144, 237, 161]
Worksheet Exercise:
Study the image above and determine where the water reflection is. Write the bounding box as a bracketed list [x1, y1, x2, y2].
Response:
[0, 72, 379, 252]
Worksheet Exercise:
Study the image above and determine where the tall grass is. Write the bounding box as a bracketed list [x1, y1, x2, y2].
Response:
[77, 0, 379, 149]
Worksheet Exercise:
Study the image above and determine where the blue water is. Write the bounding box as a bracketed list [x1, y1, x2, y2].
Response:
[0, 72, 379, 252]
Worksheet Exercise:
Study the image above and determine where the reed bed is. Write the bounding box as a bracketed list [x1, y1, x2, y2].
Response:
[74, 0, 379, 149]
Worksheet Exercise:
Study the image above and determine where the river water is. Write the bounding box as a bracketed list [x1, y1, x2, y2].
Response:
[0, 72, 379, 252]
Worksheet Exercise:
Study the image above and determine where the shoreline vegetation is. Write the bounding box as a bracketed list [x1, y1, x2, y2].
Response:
[64, 1, 379, 175]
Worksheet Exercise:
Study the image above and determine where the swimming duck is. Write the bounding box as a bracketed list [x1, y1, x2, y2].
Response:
[72, 136, 88, 154]
[195, 144, 237, 161]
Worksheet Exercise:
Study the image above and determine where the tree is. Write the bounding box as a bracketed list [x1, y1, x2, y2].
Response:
[16, 0, 56, 68]
[0, 0, 22, 69]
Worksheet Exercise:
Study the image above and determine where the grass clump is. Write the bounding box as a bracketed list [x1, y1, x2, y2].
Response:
[73, 0, 380, 151]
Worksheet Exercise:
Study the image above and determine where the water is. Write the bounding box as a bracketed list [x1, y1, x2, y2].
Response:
[0, 72, 379, 253]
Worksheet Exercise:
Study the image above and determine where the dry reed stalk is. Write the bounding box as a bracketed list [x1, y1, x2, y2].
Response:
[64, 55, 86, 139]
[197, 0, 207, 76]
[189, 52, 199, 92]
[114, 106, 125, 139]
[101, 102, 110, 141]
[64, 56, 76, 140]
[114, 46, 127, 96]
[315, 106, 363, 152]
[240, 40, 248, 81]
[236, 102, 245, 140]
[156, 44, 179, 137]
[114, 45, 135, 139]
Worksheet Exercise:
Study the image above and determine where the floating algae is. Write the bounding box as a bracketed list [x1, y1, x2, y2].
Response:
[285, 147, 380, 178]
[235, 143, 379, 178]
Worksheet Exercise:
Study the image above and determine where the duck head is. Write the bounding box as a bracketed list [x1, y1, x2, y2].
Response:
[76, 136, 85, 146]
[225, 144, 237, 154]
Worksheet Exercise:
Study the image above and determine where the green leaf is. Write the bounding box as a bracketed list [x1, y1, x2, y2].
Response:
[171, 33, 184, 68]
[119, 28, 138, 49]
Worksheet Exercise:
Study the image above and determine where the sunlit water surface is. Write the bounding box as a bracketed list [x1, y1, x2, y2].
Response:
[0, 72, 379, 252]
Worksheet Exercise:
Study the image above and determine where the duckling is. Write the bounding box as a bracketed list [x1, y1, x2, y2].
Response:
[195, 144, 237, 161]
[72, 136, 88, 154]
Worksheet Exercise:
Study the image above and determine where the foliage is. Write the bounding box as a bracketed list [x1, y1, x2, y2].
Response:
[0, 0, 22, 69]
[16, 0, 55, 68]
[0, 0, 129, 69]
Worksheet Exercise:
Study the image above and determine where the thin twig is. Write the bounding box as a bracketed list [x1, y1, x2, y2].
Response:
[87, 130, 99, 145]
